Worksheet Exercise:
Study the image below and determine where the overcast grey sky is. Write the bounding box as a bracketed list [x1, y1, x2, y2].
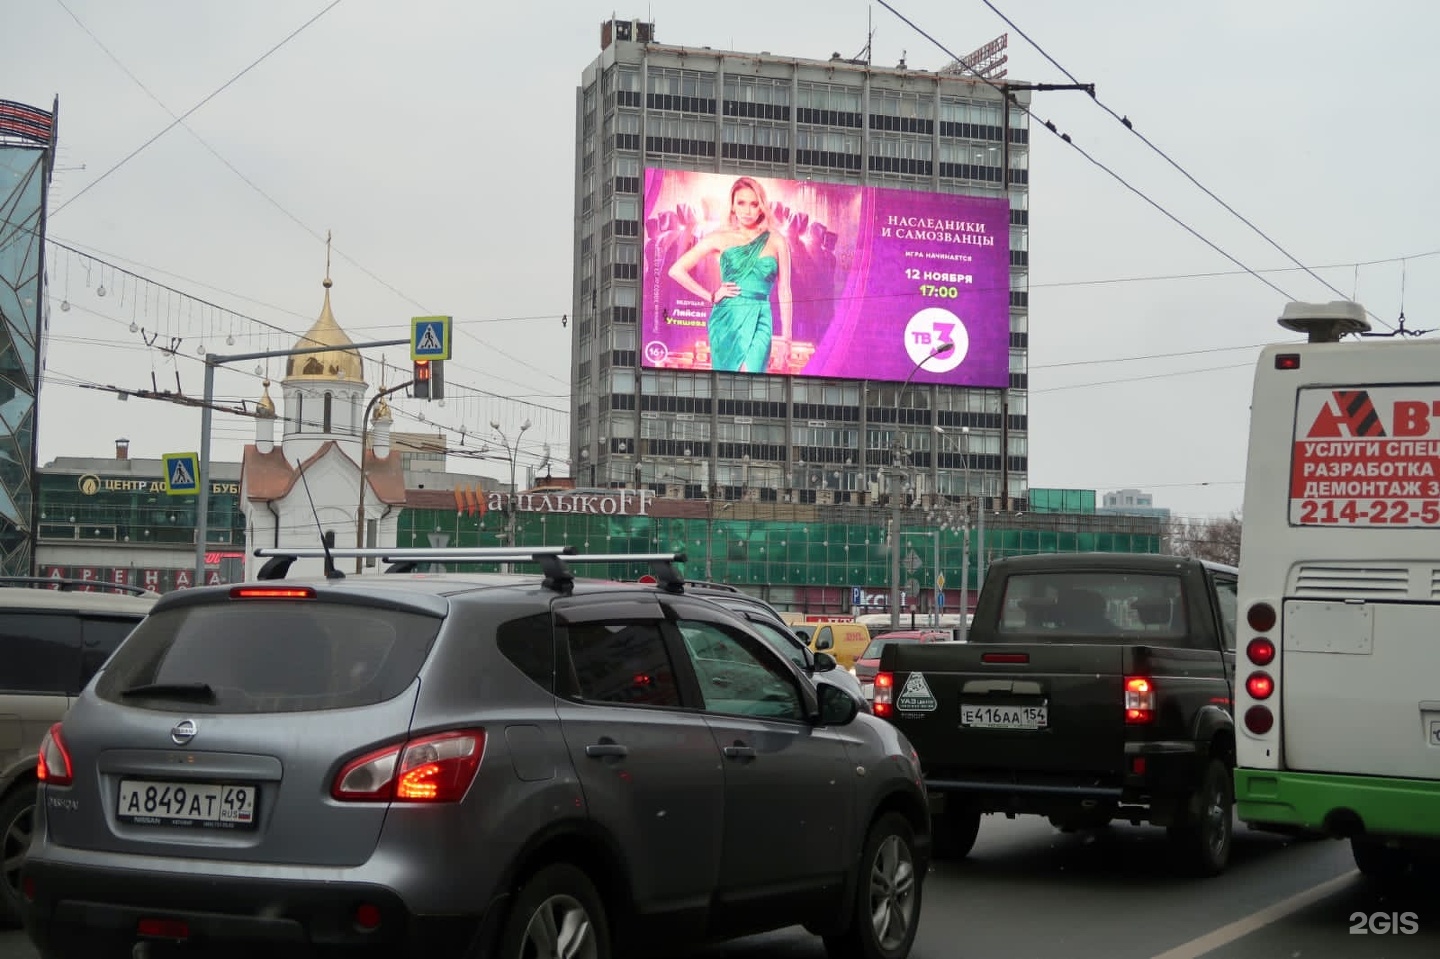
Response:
[5, 0, 1436, 516]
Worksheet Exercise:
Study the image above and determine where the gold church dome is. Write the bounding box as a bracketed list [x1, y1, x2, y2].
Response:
[285, 275, 364, 383]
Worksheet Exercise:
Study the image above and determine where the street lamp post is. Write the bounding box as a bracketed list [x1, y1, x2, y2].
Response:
[890, 341, 954, 630]
[491, 417, 531, 573]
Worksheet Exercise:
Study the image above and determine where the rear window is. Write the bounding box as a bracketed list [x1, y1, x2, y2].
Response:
[94, 601, 442, 713]
[861, 640, 893, 659]
[997, 571, 1187, 640]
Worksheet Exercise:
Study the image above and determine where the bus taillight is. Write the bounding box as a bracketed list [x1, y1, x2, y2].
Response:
[1246, 637, 1276, 666]
[1246, 603, 1276, 632]
[1244, 706, 1274, 735]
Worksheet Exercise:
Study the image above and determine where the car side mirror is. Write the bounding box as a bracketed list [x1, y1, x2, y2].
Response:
[811, 651, 837, 673]
[815, 635, 834, 651]
[816, 683, 859, 726]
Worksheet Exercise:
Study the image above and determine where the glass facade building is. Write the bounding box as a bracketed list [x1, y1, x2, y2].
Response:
[570, 25, 1032, 510]
[0, 97, 57, 576]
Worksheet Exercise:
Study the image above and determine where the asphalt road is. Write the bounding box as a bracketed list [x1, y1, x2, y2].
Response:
[2, 814, 1436, 958]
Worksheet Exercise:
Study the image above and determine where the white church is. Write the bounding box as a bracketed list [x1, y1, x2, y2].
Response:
[239, 268, 407, 580]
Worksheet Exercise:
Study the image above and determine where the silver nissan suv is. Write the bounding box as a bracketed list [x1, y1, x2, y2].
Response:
[21, 547, 929, 959]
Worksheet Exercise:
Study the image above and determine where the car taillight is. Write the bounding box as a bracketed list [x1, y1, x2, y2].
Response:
[1124, 676, 1155, 724]
[1246, 671, 1274, 700]
[873, 672, 894, 718]
[37, 723, 73, 786]
[333, 730, 485, 803]
[1246, 602, 1276, 632]
[1244, 705, 1274, 734]
[1246, 637, 1276, 666]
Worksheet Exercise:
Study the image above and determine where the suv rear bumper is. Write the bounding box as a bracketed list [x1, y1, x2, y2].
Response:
[22, 859, 502, 959]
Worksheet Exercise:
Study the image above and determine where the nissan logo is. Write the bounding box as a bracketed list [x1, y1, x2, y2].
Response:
[170, 719, 198, 745]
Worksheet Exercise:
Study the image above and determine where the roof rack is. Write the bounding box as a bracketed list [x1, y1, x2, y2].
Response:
[250, 546, 689, 595]
[0, 576, 155, 597]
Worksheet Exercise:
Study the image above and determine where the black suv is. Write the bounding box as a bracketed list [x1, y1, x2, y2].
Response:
[22, 548, 929, 959]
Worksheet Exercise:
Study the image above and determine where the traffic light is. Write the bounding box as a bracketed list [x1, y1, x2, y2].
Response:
[412, 360, 444, 400]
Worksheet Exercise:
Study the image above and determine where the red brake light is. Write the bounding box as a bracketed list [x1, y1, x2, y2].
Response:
[137, 918, 190, 940]
[333, 730, 485, 803]
[1246, 637, 1276, 667]
[872, 672, 894, 717]
[229, 586, 316, 599]
[1274, 354, 1301, 370]
[1124, 676, 1155, 724]
[37, 723, 73, 786]
[981, 652, 1029, 664]
[1246, 671, 1275, 700]
[1244, 705, 1274, 734]
[1246, 603, 1276, 633]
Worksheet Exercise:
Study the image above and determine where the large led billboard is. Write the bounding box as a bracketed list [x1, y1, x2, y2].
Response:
[641, 168, 1010, 387]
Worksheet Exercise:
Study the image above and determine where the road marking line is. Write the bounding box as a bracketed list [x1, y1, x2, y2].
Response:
[1149, 869, 1359, 959]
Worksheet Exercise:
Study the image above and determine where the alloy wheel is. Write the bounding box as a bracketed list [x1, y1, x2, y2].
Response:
[868, 834, 917, 950]
[2, 800, 31, 898]
[520, 892, 598, 959]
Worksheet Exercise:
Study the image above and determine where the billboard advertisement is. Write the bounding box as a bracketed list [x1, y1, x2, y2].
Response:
[641, 168, 1010, 387]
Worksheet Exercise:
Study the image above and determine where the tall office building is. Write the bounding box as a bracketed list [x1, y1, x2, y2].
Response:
[0, 97, 58, 576]
[570, 21, 1029, 512]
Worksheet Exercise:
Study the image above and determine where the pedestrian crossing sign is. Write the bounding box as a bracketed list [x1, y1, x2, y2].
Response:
[162, 452, 200, 496]
[411, 315, 452, 361]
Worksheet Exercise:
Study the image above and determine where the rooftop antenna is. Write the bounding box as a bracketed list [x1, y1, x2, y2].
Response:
[1277, 300, 1371, 344]
[295, 458, 345, 578]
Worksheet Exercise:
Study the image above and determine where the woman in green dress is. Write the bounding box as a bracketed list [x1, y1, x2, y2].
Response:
[668, 176, 793, 373]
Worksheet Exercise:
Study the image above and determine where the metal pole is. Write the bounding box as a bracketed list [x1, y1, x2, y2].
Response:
[193, 359, 217, 583]
[977, 485, 987, 596]
[889, 461, 903, 630]
[932, 529, 940, 628]
[960, 520, 970, 642]
[888, 342, 952, 629]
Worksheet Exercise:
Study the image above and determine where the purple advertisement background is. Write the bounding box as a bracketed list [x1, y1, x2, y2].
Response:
[640, 168, 1010, 387]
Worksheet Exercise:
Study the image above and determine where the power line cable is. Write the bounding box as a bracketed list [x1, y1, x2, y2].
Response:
[49, 0, 569, 389]
[51, 0, 346, 215]
[975, 0, 1391, 329]
[877, 1, 1304, 306]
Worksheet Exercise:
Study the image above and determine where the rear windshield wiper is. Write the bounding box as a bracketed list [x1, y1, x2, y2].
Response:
[120, 682, 216, 701]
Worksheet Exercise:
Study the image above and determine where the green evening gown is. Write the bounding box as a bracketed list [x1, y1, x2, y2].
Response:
[708, 231, 778, 373]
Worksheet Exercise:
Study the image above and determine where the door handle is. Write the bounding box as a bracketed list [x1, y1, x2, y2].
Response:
[722, 744, 756, 760]
[585, 743, 629, 759]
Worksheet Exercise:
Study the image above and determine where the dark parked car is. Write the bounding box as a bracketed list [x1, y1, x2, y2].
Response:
[0, 578, 157, 925]
[678, 582, 871, 712]
[21, 549, 930, 958]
